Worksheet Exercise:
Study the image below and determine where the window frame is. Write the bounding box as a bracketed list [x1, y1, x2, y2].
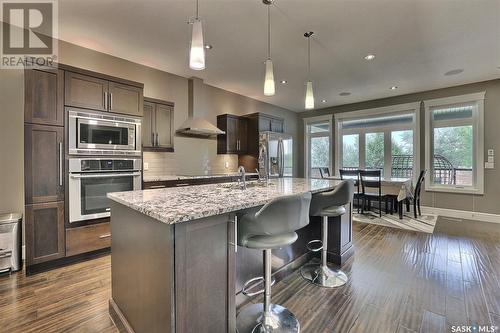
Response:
[304, 115, 333, 179]
[334, 102, 421, 180]
[423, 92, 485, 194]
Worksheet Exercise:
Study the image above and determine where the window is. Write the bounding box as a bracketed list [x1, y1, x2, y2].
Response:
[424, 92, 485, 194]
[365, 132, 384, 171]
[342, 134, 359, 168]
[304, 116, 332, 178]
[335, 103, 420, 180]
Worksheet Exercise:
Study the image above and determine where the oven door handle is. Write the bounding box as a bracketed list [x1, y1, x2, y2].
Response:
[70, 172, 142, 179]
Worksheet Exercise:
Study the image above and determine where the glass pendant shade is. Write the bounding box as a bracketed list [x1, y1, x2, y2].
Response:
[305, 80, 314, 109]
[264, 59, 275, 96]
[189, 19, 205, 70]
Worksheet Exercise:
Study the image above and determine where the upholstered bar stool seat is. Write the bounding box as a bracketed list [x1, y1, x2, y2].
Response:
[236, 192, 312, 333]
[301, 180, 354, 288]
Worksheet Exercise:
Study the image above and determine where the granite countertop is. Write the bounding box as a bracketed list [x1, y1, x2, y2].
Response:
[143, 172, 259, 182]
[108, 178, 341, 225]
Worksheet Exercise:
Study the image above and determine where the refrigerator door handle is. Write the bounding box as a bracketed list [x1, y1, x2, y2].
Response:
[278, 138, 284, 177]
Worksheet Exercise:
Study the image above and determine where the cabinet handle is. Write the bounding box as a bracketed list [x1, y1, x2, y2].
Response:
[234, 215, 238, 252]
[148, 185, 166, 189]
[109, 92, 113, 110]
[104, 92, 108, 110]
[59, 142, 63, 186]
[156, 132, 160, 146]
[99, 233, 111, 239]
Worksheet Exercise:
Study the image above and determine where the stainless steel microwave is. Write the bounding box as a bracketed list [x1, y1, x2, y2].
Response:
[68, 108, 141, 156]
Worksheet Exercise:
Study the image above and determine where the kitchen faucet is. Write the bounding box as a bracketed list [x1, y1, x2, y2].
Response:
[238, 166, 246, 190]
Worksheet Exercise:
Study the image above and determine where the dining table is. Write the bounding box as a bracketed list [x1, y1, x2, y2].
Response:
[324, 176, 413, 219]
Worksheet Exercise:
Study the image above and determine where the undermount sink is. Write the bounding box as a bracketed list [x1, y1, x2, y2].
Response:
[217, 180, 273, 190]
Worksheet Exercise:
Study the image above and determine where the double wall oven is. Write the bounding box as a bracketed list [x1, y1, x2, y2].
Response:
[68, 108, 142, 223]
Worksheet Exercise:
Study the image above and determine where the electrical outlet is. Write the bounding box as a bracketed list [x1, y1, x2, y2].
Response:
[144, 162, 149, 171]
[224, 161, 229, 169]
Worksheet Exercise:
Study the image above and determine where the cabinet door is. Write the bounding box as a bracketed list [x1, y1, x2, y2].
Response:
[108, 81, 143, 116]
[25, 201, 65, 265]
[237, 118, 248, 153]
[155, 103, 173, 148]
[226, 116, 239, 153]
[271, 118, 284, 133]
[258, 116, 272, 132]
[25, 124, 64, 204]
[142, 101, 155, 147]
[65, 72, 108, 111]
[25, 68, 64, 126]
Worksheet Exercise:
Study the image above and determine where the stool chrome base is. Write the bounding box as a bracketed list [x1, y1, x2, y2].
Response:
[236, 303, 300, 333]
[300, 263, 348, 288]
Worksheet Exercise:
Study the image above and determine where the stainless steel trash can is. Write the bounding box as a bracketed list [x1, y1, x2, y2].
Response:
[0, 213, 22, 273]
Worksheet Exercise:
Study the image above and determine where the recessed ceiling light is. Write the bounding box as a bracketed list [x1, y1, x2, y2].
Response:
[364, 54, 375, 61]
[390, 86, 398, 90]
[204, 44, 213, 50]
[339, 92, 351, 96]
[444, 69, 464, 76]
[280, 80, 287, 84]
[321, 99, 327, 103]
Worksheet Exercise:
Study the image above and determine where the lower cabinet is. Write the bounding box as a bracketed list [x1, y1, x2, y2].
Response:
[25, 201, 65, 265]
[66, 223, 111, 257]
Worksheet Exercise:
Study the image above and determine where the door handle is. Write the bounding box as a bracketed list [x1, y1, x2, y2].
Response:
[59, 142, 63, 186]
[156, 132, 160, 146]
[151, 133, 155, 147]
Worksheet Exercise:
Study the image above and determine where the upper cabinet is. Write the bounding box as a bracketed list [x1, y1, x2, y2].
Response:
[142, 98, 174, 152]
[65, 71, 143, 116]
[217, 114, 247, 154]
[256, 113, 284, 133]
[24, 68, 64, 126]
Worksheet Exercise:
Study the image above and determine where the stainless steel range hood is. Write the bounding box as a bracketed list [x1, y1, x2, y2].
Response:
[176, 78, 225, 137]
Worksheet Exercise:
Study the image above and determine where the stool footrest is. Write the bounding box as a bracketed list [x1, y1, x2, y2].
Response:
[306, 239, 323, 252]
[242, 276, 276, 297]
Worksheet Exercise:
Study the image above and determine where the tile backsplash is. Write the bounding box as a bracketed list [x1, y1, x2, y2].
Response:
[143, 151, 238, 176]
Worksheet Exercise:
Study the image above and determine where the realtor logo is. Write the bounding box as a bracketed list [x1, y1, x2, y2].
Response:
[1, 0, 58, 69]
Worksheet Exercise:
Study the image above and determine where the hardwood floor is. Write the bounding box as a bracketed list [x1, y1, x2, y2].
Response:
[1, 221, 498, 333]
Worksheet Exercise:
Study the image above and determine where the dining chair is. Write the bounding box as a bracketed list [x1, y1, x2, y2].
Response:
[339, 169, 361, 213]
[359, 169, 389, 217]
[319, 167, 330, 178]
[411, 169, 427, 218]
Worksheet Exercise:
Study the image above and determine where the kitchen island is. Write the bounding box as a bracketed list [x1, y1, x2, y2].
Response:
[107, 178, 352, 333]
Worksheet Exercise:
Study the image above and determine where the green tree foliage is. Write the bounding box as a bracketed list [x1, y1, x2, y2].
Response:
[434, 126, 472, 168]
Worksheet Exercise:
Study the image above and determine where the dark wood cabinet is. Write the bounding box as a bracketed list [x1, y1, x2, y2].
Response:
[142, 98, 174, 151]
[24, 124, 64, 204]
[25, 201, 65, 265]
[256, 114, 284, 133]
[66, 223, 111, 257]
[65, 71, 143, 116]
[24, 68, 64, 126]
[217, 114, 248, 154]
[65, 72, 108, 111]
[108, 81, 143, 116]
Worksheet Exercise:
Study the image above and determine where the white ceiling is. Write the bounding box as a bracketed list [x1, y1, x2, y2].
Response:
[58, 0, 500, 112]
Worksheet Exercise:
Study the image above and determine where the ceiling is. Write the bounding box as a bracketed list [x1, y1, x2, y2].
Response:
[58, 0, 500, 112]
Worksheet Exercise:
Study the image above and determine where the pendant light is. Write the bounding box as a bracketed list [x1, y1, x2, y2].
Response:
[304, 31, 315, 109]
[263, 0, 275, 96]
[189, 0, 205, 70]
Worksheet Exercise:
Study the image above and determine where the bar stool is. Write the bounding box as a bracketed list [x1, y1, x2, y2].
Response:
[301, 180, 354, 288]
[236, 192, 312, 333]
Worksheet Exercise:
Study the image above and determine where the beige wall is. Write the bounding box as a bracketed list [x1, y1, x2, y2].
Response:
[298, 79, 500, 215]
[0, 69, 24, 215]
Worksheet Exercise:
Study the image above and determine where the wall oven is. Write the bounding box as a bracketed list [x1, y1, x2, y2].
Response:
[69, 158, 142, 223]
[69, 109, 141, 156]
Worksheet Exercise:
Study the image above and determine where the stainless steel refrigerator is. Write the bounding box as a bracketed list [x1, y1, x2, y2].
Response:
[259, 132, 293, 178]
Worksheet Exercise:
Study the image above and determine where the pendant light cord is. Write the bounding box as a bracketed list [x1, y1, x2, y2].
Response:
[307, 36, 311, 80]
[195, 0, 199, 19]
[267, 5, 271, 60]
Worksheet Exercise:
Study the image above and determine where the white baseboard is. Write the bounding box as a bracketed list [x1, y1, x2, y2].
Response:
[421, 206, 500, 224]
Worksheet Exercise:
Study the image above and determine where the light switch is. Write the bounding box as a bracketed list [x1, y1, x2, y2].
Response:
[488, 156, 494, 163]
[485, 162, 494, 169]
[144, 162, 149, 171]
[488, 149, 494, 156]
